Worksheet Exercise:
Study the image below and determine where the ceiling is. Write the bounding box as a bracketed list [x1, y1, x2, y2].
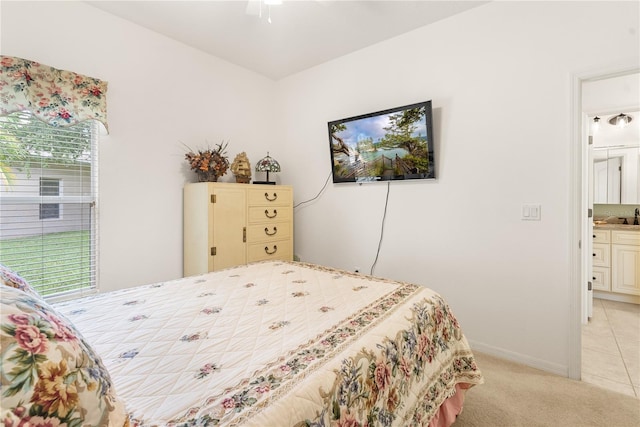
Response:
[86, 0, 487, 80]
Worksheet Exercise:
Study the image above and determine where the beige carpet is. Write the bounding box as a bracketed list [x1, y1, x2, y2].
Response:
[455, 352, 640, 426]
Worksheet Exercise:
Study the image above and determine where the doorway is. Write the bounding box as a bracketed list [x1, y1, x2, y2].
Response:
[572, 69, 640, 395]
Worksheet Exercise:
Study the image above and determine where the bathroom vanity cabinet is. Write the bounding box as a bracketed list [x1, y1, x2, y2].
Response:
[592, 227, 640, 300]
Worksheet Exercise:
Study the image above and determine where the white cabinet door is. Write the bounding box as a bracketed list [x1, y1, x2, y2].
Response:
[593, 159, 608, 204]
[612, 244, 640, 295]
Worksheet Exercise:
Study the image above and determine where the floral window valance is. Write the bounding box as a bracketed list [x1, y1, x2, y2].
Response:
[0, 56, 109, 132]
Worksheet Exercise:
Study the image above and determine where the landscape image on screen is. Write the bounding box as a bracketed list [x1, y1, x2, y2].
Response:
[328, 101, 434, 183]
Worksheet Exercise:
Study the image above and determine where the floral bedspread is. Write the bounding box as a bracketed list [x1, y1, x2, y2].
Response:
[53, 261, 483, 426]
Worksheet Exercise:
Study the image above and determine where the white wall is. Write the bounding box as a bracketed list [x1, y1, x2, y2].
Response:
[1, 1, 277, 291]
[276, 1, 639, 374]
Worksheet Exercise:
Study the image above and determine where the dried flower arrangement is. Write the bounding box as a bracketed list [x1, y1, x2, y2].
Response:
[184, 141, 230, 182]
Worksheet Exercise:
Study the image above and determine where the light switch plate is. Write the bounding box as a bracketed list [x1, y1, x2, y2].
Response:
[522, 204, 541, 221]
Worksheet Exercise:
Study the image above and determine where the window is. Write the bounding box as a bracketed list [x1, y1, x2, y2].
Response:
[0, 111, 98, 299]
[39, 178, 61, 220]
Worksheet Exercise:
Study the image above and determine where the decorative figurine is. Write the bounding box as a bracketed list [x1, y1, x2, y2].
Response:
[231, 152, 252, 183]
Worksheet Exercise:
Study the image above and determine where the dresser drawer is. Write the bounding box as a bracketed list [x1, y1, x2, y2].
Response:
[248, 206, 292, 223]
[611, 230, 640, 246]
[592, 243, 610, 267]
[593, 229, 611, 244]
[247, 222, 291, 243]
[247, 187, 292, 206]
[248, 240, 292, 262]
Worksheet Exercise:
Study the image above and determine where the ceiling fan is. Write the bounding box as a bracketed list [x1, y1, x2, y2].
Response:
[245, 0, 283, 23]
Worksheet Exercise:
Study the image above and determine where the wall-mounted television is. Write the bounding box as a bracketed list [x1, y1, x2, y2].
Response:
[328, 100, 435, 183]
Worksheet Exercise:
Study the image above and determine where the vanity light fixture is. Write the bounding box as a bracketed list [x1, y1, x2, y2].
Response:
[608, 113, 632, 128]
[592, 116, 600, 132]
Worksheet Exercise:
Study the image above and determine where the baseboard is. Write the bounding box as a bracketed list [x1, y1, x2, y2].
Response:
[467, 339, 568, 377]
[593, 292, 640, 305]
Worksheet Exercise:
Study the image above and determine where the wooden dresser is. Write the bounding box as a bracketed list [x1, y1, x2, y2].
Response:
[183, 182, 293, 276]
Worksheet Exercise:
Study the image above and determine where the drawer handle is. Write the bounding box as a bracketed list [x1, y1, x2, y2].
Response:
[265, 209, 277, 219]
[265, 192, 277, 202]
[264, 226, 277, 236]
[265, 245, 278, 255]
[593, 253, 596, 257]
[593, 277, 596, 280]
[593, 235, 596, 238]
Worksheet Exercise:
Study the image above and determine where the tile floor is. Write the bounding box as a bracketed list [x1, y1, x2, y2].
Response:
[582, 298, 640, 398]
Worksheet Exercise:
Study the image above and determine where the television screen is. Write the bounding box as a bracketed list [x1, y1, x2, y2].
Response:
[328, 100, 435, 183]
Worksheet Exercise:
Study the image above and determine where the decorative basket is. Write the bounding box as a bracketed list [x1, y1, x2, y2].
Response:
[196, 170, 220, 182]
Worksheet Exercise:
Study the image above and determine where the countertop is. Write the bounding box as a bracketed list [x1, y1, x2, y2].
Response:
[593, 223, 640, 231]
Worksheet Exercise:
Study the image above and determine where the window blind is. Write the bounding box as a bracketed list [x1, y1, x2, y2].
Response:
[0, 111, 98, 299]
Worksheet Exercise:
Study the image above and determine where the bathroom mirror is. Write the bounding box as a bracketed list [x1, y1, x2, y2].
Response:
[593, 145, 640, 205]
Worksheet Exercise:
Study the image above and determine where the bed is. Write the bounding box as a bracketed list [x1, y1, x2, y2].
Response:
[1, 261, 483, 426]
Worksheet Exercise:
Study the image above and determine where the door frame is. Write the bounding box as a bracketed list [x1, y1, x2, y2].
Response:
[569, 64, 639, 380]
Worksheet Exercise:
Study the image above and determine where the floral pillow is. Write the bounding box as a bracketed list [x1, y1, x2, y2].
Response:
[0, 285, 129, 427]
[0, 264, 41, 300]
